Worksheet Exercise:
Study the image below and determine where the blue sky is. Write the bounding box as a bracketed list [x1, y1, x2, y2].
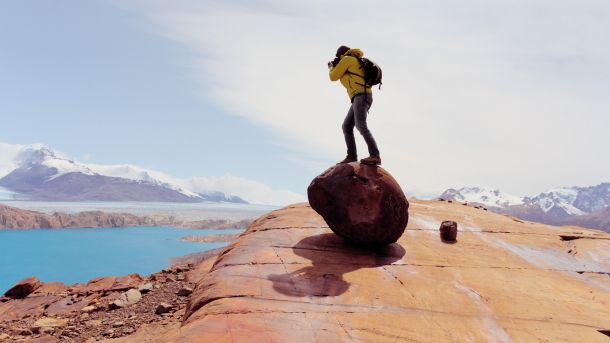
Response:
[2, 1, 609, 199]
[0, 1, 310, 194]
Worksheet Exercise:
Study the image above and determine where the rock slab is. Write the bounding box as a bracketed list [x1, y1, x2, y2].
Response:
[178, 202, 610, 342]
[307, 162, 409, 246]
[4, 276, 42, 299]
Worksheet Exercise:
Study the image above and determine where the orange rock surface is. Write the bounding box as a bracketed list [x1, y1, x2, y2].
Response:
[176, 201, 610, 342]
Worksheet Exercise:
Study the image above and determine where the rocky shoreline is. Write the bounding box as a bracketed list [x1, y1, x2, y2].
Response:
[0, 217, 240, 343]
[0, 250, 223, 342]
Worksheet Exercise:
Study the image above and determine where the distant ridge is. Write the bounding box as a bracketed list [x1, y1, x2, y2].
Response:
[439, 183, 610, 232]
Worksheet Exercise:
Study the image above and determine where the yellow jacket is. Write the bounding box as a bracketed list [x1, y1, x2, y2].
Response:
[329, 48, 372, 99]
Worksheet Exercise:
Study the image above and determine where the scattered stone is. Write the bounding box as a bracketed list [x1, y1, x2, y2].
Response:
[138, 282, 153, 294]
[4, 276, 42, 299]
[165, 276, 176, 283]
[11, 327, 32, 336]
[109, 289, 142, 309]
[307, 162, 409, 246]
[40, 327, 55, 335]
[0, 333, 10, 340]
[85, 320, 102, 328]
[123, 327, 135, 334]
[81, 305, 96, 313]
[32, 317, 68, 330]
[175, 265, 190, 272]
[155, 302, 174, 315]
[177, 287, 193, 296]
[440, 221, 458, 242]
[102, 329, 115, 336]
[176, 275, 186, 281]
[111, 321, 125, 328]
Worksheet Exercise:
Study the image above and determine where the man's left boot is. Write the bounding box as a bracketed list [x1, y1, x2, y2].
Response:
[360, 155, 381, 165]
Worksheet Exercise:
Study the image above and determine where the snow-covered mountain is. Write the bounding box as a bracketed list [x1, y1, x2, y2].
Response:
[0, 142, 303, 205]
[439, 187, 523, 209]
[439, 184, 610, 231]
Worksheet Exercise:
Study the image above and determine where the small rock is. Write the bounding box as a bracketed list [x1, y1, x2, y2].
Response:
[155, 302, 174, 315]
[102, 329, 115, 336]
[0, 333, 10, 340]
[85, 320, 102, 327]
[40, 327, 55, 335]
[439, 221, 458, 242]
[138, 282, 153, 294]
[81, 305, 96, 313]
[175, 265, 190, 272]
[176, 275, 186, 281]
[11, 327, 32, 336]
[33, 317, 68, 330]
[109, 289, 142, 309]
[112, 321, 125, 328]
[4, 276, 42, 299]
[177, 287, 193, 296]
[123, 327, 135, 334]
[165, 276, 176, 283]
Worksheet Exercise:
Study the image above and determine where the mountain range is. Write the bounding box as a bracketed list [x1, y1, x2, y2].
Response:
[0, 143, 249, 203]
[439, 184, 610, 232]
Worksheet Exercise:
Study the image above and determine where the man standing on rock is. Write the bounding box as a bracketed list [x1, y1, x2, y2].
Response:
[328, 45, 381, 165]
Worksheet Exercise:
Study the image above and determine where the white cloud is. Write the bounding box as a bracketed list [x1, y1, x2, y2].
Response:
[183, 174, 306, 205]
[117, 1, 610, 197]
[0, 142, 22, 178]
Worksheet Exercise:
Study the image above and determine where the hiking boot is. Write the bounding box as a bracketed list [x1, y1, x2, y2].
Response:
[337, 156, 357, 164]
[360, 155, 381, 165]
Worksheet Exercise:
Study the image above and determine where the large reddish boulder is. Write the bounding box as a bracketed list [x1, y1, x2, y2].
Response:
[4, 276, 42, 299]
[307, 162, 409, 246]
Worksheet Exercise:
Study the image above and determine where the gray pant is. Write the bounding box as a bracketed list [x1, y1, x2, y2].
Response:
[342, 93, 380, 158]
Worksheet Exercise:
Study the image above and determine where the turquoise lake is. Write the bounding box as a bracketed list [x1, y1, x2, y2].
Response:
[0, 227, 241, 293]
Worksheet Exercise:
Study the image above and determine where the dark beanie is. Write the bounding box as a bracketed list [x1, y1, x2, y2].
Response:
[336, 45, 350, 57]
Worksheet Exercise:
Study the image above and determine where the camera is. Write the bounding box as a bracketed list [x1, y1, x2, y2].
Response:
[327, 56, 341, 68]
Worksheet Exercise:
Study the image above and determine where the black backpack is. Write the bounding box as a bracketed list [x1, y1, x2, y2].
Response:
[359, 57, 383, 89]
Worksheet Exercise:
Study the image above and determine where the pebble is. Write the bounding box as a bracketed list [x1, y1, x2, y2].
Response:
[177, 287, 193, 296]
[155, 302, 174, 315]
[81, 305, 96, 313]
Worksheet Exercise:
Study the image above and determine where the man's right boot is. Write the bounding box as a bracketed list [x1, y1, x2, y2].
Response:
[360, 155, 381, 165]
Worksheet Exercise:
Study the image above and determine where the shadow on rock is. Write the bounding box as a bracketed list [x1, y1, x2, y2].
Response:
[268, 233, 405, 297]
